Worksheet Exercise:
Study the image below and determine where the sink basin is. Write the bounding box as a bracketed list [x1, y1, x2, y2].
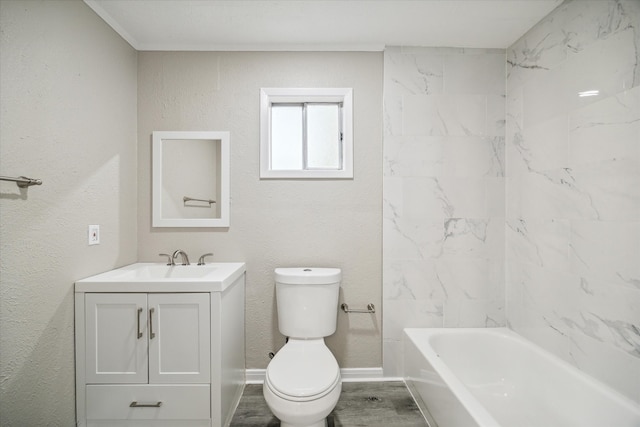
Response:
[111, 264, 220, 279]
[75, 262, 246, 293]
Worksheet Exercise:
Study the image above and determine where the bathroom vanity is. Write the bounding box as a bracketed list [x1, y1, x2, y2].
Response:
[74, 263, 246, 427]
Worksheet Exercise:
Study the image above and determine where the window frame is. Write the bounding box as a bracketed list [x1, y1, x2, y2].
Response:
[260, 87, 353, 179]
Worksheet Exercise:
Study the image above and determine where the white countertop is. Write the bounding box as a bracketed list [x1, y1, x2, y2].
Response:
[75, 262, 246, 293]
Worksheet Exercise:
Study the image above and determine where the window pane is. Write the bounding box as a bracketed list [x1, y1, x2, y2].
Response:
[271, 105, 303, 170]
[307, 104, 341, 169]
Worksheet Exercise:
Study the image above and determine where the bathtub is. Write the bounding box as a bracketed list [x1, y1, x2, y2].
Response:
[403, 328, 640, 427]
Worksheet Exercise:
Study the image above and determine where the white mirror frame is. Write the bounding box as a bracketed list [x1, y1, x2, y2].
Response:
[260, 87, 353, 179]
[152, 131, 230, 228]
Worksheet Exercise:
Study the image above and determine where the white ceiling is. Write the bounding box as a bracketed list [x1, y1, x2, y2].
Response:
[84, 0, 562, 51]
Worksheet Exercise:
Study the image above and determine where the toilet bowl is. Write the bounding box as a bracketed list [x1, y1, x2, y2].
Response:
[263, 267, 342, 427]
[263, 339, 341, 427]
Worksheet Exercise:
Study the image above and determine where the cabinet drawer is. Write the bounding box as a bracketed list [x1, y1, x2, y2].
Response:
[86, 384, 210, 420]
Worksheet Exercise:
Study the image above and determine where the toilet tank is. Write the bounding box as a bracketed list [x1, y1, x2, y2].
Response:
[275, 268, 341, 339]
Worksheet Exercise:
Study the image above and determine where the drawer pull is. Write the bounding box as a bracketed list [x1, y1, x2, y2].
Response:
[130, 401, 162, 408]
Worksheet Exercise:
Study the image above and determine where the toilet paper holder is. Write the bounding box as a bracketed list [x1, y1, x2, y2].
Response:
[340, 303, 375, 314]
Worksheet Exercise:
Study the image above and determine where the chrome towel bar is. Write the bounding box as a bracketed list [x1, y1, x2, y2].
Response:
[183, 196, 215, 205]
[341, 303, 375, 314]
[0, 175, 42, 188]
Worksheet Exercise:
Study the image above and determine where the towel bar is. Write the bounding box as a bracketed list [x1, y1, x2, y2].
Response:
[183, 196, 215, 205]
[0, 175, 42, 188]
[341, 303, 375, 314]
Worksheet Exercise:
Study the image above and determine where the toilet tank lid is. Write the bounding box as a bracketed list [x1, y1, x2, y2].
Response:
[275, 268, 341, 285]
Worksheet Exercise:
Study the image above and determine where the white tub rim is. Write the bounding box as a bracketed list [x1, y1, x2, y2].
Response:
[404, 328, 506, 427]
[403, 327, 640, 427]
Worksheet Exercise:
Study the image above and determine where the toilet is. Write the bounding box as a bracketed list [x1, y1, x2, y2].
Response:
[263, 267, 342, 427]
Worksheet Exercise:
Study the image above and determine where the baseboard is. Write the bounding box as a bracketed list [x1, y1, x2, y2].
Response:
[340, 367, 394, 382]
[246, 367, 400, 384]
[245, 369, 267, 384]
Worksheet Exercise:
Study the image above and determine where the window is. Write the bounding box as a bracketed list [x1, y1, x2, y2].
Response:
[260, 88, 353, 179]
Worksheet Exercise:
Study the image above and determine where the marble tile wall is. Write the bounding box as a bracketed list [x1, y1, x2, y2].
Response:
[382, 47, 507, 376]
[383, 1, 640, 401]
[506, 0, 640, 401]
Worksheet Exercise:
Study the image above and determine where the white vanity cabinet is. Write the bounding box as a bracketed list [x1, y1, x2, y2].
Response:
[84, 293, 210, 384]
[75, 263, 246, 427]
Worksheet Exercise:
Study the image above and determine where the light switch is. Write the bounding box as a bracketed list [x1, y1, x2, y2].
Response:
[88, 225, 100, 245]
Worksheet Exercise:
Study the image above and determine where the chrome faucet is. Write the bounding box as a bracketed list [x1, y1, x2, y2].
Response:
[172, 249, 190, 265]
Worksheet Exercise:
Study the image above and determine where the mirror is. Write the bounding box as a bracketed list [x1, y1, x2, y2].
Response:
[152, 131, 230, 227]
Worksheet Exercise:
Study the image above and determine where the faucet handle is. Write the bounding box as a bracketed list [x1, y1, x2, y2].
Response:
[159, 253, 174, 266]
[198, 253, 214, 265]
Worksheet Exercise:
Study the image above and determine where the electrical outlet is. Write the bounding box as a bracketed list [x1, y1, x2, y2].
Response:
[88, 225, 100, 245]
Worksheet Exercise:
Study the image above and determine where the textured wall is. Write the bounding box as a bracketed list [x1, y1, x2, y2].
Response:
[0, 1, 138, 425]
[136, 52, 383, 369]
[506, 0, 640, 401]
[382, 47, 507, 376]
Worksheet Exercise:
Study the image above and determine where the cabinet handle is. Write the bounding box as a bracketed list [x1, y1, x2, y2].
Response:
[130, 401, 162, 408]
[149, 307, 156, 339]
[136, 307, 143, 339]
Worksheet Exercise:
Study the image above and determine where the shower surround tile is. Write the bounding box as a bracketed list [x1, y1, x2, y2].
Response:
[384, 48, 444, 97]
[384, 1, 640, 402]
[383, 136, 445, 178]
[568, 86, 640, 169]
[383, 47, 506, 376]
[569, 220, 640, 289]
[505, 0, 640, 402]
[403, 94, 488, 136]
[443, 53, 506, 95]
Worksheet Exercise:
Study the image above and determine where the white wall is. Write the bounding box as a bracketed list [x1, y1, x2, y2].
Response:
[0, 1, 138, 425]
[136, 51, 383, 369]
[382, 47, 507, 376]
[506, 0, 640, 401]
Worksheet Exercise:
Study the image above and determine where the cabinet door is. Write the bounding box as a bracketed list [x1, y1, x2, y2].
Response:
[85, 293, 148, 384]
[148, 293, 210, 384]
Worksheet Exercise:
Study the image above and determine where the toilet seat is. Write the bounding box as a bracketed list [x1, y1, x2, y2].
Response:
[265, 339, 340, 403]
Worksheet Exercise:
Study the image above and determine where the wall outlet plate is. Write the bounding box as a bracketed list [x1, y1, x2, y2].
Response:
[88, 225, 100, 245]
